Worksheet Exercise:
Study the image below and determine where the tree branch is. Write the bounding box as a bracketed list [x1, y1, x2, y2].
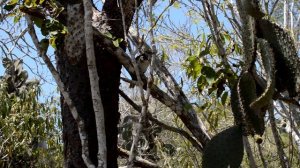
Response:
[129, 32, 211, 146]
[118, 147, 160, 168]
[83, 0, 107, 167]
[93, 29, 211, 147]
[119, 89, 203, 152]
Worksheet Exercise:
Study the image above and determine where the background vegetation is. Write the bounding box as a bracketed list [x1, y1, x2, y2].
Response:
[0, 0, 299, 167]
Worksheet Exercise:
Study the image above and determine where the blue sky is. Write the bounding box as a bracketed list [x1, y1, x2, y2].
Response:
[0, 16, 58, 102]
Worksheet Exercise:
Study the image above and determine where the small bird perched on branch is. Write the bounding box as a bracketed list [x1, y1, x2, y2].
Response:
[129, 53, 151, 88]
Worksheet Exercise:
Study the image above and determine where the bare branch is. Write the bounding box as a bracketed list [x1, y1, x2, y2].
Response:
[123, 0, 154, 165]
[83, 0, 107, 167]
[243, 136, 257, 168]
[129, 32, 211, 146]
[119, 89, 203, 152]
[118, 147, 160, 168]
[93, 29, 211, 147]
[269, 105, 290, 168]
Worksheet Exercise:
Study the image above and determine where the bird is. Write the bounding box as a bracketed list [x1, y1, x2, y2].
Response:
[129, 53, 151, 88]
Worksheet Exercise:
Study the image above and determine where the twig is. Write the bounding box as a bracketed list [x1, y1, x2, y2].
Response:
[199, 0, 237, 83]
[269, 0, 280, 16]
[119, 89, 203, 152]
[120, 77, 138, 86]
[121, 0, 153, 165]
[277, 96, 300, 108]
[93, 29, 210, 148]
[257, 143, 268, 168]
[118, 147, 160, 168]
[243, 136, 257, 168]
[278, 101, 300, 140]
[129, 32, 211, 145]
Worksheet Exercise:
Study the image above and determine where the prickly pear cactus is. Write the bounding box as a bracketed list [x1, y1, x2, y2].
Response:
[202, 126, 244, 168]
[241, 0, 265, 19]
[236, 0, 256, 71]
[256, 19, 300, 97]
[250, 39, 275, 110]
[238, 71, 265, 136]
[230, 81, 244, 126]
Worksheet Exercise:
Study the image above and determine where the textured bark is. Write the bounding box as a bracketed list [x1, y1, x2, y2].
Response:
[58, 33, 121, 168]
[56, 0, 143, 167]
[58, 25, 120, 167]
[26, 14, 95, 167]
[58, 51, 96, 167]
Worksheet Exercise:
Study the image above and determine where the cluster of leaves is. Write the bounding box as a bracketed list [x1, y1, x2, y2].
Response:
[4, 0, 67, 49]
[0, 58, 62, 167]
[184, 33, 238, 105]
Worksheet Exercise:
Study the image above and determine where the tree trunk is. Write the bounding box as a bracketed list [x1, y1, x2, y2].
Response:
[57, 28, 122, 168]
[56, 0, 142, 167]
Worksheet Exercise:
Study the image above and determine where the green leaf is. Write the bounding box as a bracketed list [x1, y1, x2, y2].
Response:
[104, 32, 113, 39]
[199, 46, 210, 57]
[41, 19, 65, 36]
[38, 0, 46, 4]
[4, 0, 18, 11]
[222, 32, 231, 41]
[113, 40, 119, 47]
[13, 15, 21, 23]
[197, 75, 206, 93]
[49, 37, 56, 49]
[161, 50, 168, 61]
[24, 0, 32, 7]
[112, 38, 123, 47]
[185, 55, 202, 79]
[173, 1, 180, 8]
[234, 43, 242, 55]
[60, 26, 68, 35]
[221, 91, 228, 105]
[201, 66, 216, 83]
